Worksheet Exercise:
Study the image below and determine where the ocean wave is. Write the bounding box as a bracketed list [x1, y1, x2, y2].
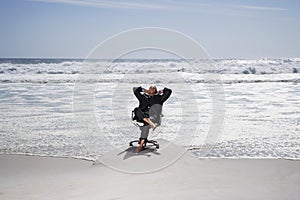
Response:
[0, 73, 299, 84]
[0, 58, 299, 75]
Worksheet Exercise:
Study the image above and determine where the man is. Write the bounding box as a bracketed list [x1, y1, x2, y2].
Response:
[133, 85, 172, 153]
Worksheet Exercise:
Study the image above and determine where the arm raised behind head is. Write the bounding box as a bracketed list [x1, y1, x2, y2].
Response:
[160, 87, 172, 104]
[133, 86, 144, 101]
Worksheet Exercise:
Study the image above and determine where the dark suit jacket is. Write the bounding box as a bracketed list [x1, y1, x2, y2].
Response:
[133, 86, 172, 116]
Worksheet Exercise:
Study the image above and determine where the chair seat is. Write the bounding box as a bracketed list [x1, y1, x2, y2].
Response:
[131, 110, 163, 127]
[132, 120, 145, 127]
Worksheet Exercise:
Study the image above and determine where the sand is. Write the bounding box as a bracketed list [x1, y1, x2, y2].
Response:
[0, 141, 299, 200]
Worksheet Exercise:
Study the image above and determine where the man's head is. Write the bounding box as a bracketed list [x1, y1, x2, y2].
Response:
[148, 85, 157, 96]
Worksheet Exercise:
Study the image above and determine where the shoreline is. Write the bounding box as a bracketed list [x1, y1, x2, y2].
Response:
[1, 152, 299, 163]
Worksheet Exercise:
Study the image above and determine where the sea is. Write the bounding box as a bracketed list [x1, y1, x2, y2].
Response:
[0, 58, 299, 161]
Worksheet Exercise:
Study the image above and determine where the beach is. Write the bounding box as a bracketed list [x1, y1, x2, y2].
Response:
[1, 143, 300, 200]
[1, 0, 300, 199]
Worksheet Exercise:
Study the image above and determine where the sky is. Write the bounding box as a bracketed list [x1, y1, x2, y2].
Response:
[0, 0, 299, 59]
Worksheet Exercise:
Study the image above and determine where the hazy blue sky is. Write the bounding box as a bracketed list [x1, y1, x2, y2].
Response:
[0, 0, 299, 58]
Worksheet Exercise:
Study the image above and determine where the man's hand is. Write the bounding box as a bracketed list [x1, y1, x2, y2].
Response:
[158, 90, 163, 95]
[143, 88, 149, 94]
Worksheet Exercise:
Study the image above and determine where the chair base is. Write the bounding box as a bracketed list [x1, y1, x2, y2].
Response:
[129, 139, 159, 149]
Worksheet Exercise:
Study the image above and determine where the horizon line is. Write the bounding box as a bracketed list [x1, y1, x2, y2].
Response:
[0, 57, 299, 60]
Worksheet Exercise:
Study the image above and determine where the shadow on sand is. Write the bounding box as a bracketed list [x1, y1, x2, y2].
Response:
[93, 139, 187, 173]
[117, 146, 161, 160]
